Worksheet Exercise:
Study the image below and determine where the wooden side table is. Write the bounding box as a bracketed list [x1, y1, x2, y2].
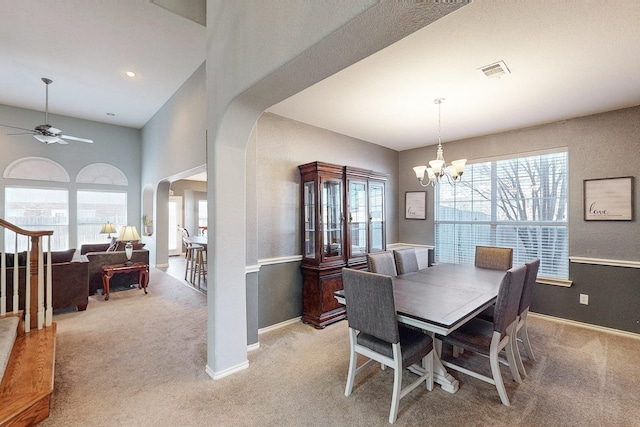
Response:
[101, 262, 149, 301]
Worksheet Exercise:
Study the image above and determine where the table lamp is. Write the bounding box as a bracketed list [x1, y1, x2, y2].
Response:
[100, 222, 116, 239]
[117, 225, 141, 266]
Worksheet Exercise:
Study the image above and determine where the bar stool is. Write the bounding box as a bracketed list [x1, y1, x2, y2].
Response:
[192, 247, 207, 288]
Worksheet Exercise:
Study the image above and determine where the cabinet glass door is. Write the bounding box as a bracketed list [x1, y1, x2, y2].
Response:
[321, 178, 343, 259]
[369, 182, 385, 252]
[348, 180, 368, 257]
[303, 181, 315, 259]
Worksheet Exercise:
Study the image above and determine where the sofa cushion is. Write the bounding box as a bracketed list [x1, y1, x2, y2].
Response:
[80, 243, 111, 255]
[45, 248, 76, 264]
[112, 241, 145, 251]
[0, 251, 27, 267]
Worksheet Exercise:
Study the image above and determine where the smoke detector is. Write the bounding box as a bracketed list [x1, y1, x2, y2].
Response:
[478, 60, 511, 79]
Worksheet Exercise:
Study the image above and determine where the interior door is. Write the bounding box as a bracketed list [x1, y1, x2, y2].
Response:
[168, 195, 183, 256]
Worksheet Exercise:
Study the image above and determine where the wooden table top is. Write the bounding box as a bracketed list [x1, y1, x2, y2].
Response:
[185, 236, 207, 248]
[336, 263, 506, 335]
[101, 262, 148, 272]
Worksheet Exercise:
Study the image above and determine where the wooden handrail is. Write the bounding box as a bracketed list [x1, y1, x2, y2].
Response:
[0, 218, 53, 331]
[0, 218, 53, 238]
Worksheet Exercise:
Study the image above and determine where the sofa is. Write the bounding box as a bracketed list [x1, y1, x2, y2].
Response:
[80, 243, 149, 295]
[1, 248, 90, 312]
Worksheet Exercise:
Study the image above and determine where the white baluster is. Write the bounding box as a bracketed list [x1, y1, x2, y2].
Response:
[24, 235, 30, 333]
[13, 234, 19, 316]
[45, 236, 53, 327]
[38, 238, 45, 329]
[1, 251, 5, 316]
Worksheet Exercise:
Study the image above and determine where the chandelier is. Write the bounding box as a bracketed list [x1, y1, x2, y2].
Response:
[413, 98, 466, 186]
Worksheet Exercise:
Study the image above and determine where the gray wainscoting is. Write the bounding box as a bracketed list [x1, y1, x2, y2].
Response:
[258, 260, 303, 329]
[531, 261, 640, 334]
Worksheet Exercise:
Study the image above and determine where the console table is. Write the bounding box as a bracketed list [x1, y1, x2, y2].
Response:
[101, 262, 149, 301]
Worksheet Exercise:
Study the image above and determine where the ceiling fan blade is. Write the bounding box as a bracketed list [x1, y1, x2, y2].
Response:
[0, 123, 36, 133]
[61, 134, 94, 143]
[56, 138, 69, 145]
[7, 132, 37, 136]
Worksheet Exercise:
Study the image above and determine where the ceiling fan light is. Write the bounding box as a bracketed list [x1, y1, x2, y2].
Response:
[34, 134, 59, 144]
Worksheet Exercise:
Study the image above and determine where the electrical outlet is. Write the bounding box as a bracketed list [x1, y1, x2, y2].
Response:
[580, 294, 589, 305]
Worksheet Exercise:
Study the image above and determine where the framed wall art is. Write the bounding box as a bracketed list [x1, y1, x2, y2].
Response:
[405, 191, 426, 220]
[583, 176, 634, 221]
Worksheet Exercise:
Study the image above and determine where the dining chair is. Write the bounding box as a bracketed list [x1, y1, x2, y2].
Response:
[438, 264, 527, 406]
[476, 258, 540, 378]
[474, 246, 513, 270]
[342, 268, 434, 424]
[511, 258, 540, 376]
[393, 248, 419, 275]
[366, 252, 397, 277]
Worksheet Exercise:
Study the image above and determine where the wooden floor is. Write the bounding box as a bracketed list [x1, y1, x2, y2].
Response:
[0, 323, 56, 427]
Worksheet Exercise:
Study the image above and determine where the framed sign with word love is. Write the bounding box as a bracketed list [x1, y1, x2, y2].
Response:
[584, 176, 634, 221]
[405, 191, 426, 220]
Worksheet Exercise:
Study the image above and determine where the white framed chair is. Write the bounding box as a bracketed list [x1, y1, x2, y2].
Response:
[342, 268, 434, 423]
[476, 258, 540, 378]
[366, 252, 397, 277]
[393, 248, 419, 274]
[512, 259, 540, 376]
[439, 264, 527, 406]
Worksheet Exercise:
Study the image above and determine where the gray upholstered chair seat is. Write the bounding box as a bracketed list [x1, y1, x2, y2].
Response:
[437, 317, 494, 351]
[358, 325, 433, 369]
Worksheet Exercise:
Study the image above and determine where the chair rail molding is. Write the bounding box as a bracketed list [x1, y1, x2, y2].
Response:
[570, 256, 640, 269]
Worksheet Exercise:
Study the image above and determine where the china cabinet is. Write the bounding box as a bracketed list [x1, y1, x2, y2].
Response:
[298, 161, 386, 328]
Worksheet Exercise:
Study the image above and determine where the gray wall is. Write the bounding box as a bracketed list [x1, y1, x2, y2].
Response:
[399, 106, 640, 333]
[0, 104, 142, 247]
[255, 112, 399, 259]
[252, 112, 399, 328]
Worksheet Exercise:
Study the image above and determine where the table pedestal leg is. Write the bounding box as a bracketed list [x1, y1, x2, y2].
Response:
[408, 337, 459, 393]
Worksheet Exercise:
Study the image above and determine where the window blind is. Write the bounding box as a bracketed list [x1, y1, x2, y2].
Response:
[435, 151, 568, 279]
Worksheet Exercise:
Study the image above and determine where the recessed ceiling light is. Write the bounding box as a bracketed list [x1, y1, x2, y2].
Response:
[126, 71, 136, 77]
[107, 112, 115, 116]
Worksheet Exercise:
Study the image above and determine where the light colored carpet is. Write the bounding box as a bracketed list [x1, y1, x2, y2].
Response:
[41, 268, 640, 426]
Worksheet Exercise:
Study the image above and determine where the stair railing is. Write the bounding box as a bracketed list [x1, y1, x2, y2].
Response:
[0, 218, 54, 332]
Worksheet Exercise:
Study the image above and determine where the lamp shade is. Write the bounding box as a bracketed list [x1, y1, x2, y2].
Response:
[117, 225, 140, 242]
[100, 222, 116, 234]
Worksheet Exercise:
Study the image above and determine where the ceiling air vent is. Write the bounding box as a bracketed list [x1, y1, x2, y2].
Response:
[478, 60, 511, 79]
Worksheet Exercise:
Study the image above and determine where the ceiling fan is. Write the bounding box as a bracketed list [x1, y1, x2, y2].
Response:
[0, 77, 94, 145]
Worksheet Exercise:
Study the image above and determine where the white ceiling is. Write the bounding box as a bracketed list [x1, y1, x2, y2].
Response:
[1, 1, 640, 153]
[269, 1, 640, 151]
[0, 0, 205, 129]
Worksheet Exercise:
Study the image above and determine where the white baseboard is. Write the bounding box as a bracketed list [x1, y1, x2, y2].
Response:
[205, 359, 249, 380]
[258, 317, 301, 335]
[247, 342, 260, 352]
[529, 312, 640, 340]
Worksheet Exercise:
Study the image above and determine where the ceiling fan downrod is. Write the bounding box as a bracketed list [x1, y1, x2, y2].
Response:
[42, 77, 52, 126]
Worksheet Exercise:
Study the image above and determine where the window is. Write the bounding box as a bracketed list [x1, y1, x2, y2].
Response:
[77, 191, 127, 246]
[435, 151, 568, 279]
[5, 187, 69, 251]
[198, 199, 208, 229]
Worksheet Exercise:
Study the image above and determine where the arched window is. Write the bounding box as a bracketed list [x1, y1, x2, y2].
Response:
[76, 163, 128, 185]
[3, 156, 70, 182]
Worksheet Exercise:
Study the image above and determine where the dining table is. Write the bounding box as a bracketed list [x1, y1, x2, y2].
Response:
[185, 235, 207, 248]
[335, 263, 506, 393]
